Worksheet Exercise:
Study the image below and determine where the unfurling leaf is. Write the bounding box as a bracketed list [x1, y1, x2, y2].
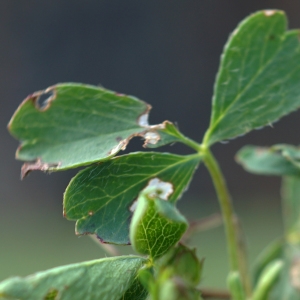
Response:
[227, 272, 245, 300]
[252, 260, 283, 300]
[8, 83, 178, 176]
[204, 10, 300, 146]
[252, 238, 284, 287]
[64, 152, 201, 244]
[130, 186, 188, 259]
[0, 256, 147, 300]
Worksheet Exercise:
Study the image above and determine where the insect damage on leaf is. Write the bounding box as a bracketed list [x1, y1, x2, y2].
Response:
[21, 158, 60, 179]
[9, 83, 180, 176]
[129, 178, 174, 213]
[264, 10, 276, 17]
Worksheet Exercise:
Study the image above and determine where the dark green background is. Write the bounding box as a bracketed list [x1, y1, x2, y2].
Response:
[0, 1, 298, 288]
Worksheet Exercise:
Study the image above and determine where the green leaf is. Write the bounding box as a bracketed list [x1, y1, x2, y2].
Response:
[145, 122, 185, 148]
[252, 238, 284, 287]
[121, 276, 149, 300]
[227, 272, 245, 300]
[130, 186, 188, 259]
[204, 10, 300, 146]
[236, 145, 300, 177]
[0, 256, 147, 300]
[147, 268, 201, 300]
[157, 244, 203, 286]
[269, 245, 300, 300]
[252, 260, 283, 300]
[64, 152, 201, 244]
[8, 83, 176, 176]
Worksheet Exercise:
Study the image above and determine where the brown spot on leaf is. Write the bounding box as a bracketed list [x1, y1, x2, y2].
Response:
[21, 158, 60, 179]
[116, 136, 123, 142]
[88, 211, 93, 216]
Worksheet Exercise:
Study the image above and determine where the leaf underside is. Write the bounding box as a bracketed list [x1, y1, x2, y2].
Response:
[205, 10, 300, 146]
[0, 256, 147, 300]
[64, 152, 201, 244]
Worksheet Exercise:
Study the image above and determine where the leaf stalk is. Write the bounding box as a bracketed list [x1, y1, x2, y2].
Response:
[201, 146, 251, 297]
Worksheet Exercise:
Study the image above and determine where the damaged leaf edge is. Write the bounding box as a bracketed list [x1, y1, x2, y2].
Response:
[19, 120, 174, 178]
[9, 84, 179, 177]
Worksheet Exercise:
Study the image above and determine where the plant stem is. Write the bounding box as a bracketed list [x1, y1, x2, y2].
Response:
[201, 147, 251, 296]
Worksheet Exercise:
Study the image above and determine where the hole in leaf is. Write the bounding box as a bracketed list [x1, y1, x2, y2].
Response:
[36, 90, 55, 110]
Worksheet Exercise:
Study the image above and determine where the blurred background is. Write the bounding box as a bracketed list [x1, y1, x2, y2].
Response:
[1, 0, 300, 288]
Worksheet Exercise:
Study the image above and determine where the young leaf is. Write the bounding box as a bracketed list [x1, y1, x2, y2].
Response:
[252, 260, 283, 300]
[130, 186, 188, 259]
[269, 245, 300, 300]
[157, 244, 203, 286]
[146, 267, 201, 300]
[204, 10, 300, 146]
[64, 152, 201, 244]
[0, 256, 147, 300]
[227, 272, 245, 300]
[8, 83, 177, 176]
[236, 145, 300, 177]
[252, 238, 284, 287]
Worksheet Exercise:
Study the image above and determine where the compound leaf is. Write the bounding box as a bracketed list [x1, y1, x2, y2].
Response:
[8, 83, 176, 176]
[236, 145, 300, 177]
[204, 10, 300, 146]
[0, 256, 147, 300]
[130, 187, 188, 259]
[64, 152, 201, 244]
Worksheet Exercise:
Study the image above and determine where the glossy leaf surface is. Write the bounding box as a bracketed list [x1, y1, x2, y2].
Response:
[130, 187, 188, 259]
[0, 256, 147, 300]
[64, 152, 201, 244]
[204, 11, 300, 146]
[8, 83, 168, 175]
[236, 145, 300, 177]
